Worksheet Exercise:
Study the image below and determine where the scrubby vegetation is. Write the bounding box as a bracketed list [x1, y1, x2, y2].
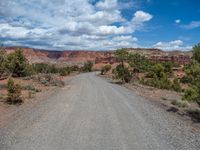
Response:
[182, 44, 200, 105]
[113, 64, 132, 83]
[128, 53, 152, 73]
[0, 48, 7, 78]
[101, 64, 111, 75]
[32, 74, 65, 87]
[6, 78, 22, 104]
[172, 78, 181, 92]
[112, 44, 200, 107]
[171, 100, 189, 108]
[32, 63, 78, 76]
[113, 49, 132, 83]
[0, 47, 82, 78]
[6, 49, 31, 77]
[113, 49, 181, 90]
[142, 63, 172, 90]
[192, 43, 200, 63]
[82, 61, 93, 72]
[0, 47, 81, 105]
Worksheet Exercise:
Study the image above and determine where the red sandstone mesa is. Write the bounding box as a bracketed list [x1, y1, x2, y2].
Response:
[4, 47, 192, 65]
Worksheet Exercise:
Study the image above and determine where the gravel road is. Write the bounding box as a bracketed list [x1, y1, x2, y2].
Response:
[0, 73, 200, 150]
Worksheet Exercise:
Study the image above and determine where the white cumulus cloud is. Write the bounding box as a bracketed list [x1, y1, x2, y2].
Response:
[0, 0, 153, 50]
[153, 40, 192, 51]
[132, 11, 153, 23]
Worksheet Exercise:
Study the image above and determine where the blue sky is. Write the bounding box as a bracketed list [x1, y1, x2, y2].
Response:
[0, 0, 199, 50]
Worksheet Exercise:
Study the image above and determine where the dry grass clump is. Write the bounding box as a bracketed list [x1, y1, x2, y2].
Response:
[171, 100, 189, 108]
[32, 74, 65, 87]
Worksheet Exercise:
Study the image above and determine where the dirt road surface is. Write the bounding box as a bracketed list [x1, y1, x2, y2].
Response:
[0, 73, 200, 150]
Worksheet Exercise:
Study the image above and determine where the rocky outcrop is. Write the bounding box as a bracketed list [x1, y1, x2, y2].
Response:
[4, 47, 192, 66]
[4, 47, 115, 65]
[125, 48, 192, 65]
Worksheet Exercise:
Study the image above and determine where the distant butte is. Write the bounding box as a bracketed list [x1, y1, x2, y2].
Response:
[4, 47, 192, 66]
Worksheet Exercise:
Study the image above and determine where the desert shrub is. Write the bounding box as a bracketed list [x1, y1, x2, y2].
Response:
[0, 47, 7, 77]
[83, 61, 93, 72]
[6, 49, 30, 77]
[183, 87, 199, 102]
[172, 78, 181, 92]
[22, 84, 36, 91]
[183, 61, 200, 103]
[180, 75, 191, 84]
[101, 64, 111, 75]
[192, 43, 200, 63]
[32, 63, 48, 73]
[158, 75, 172, 89]
[151, 63, 165, 78]
[70, 65, 79, 72]
[146, 63, 165, 78]
[59, 69, 68, 76]
[33, 63, 74, 76]
[171, 100, 188, 108]
[144, 74, 172, 90]
[22, 84, 41, 92]
[184, 62, 200, 84]
[128, 53, 153, 73]
[59, 67, 71, 76]
[161, 62, 174, 76]
[50, 64, 59, 73]
[33, 74, 65, 87]
[142, 63, 173, 90]
[113, 64, 132, 83]
[32, 63, 60, 74]
[7, 78, 23, 104]
[114, 49, 132, 83]
[115, 49, 129, 64]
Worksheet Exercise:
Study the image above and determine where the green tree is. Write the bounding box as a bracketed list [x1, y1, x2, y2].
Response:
[114, 49, 131, 83]
[115, 49, 128, 67]
[83, 61, 93, 72]
[192, 43, 200, 63]
[7, 78, 22, 104]
[147, 63, 165, 78]
[128, 53, 152, 73]
[152, 63, 165, 78]
[184, 62, 200, 85]
[182, 44, 200, 104]
[113, 64, 131, 83]
[6, 49, 30, 77]
[143, 63, 173, 90]
[182, 62, 200, 103]
[161, 62, 173, 76]
[0, 47, 7, 77]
